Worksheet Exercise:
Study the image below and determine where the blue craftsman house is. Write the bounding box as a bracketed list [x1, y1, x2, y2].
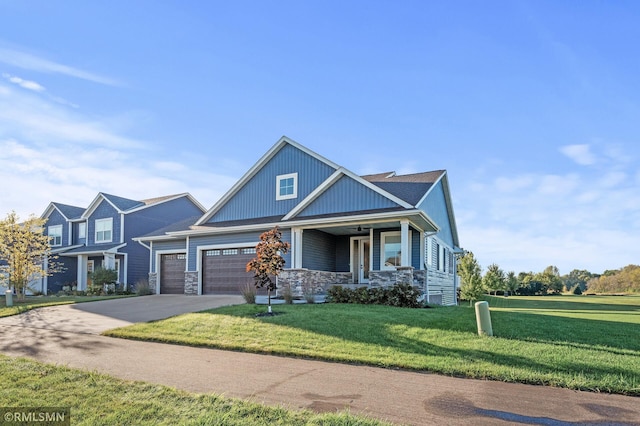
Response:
[139, 137, 461, 305]
[38, 193, 205, 294]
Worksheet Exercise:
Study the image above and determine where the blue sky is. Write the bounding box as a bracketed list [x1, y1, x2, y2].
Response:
[1, 1, 638, 275]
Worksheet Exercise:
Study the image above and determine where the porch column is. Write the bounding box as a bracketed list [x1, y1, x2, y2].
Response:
[292, 228, 303, 269]
[400, 220, 410, 267]
[103, 252, 115, 269]
[77, 255, 87, 290]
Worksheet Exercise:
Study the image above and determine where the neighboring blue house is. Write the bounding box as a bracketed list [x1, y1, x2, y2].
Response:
[139, 137, 461, 305]
[37, 193, 205, 294]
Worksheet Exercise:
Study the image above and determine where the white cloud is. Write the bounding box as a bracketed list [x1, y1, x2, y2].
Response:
[2, 73, 45, 92]
[560, 144, 596, 166]
[0, 46, 119, 86]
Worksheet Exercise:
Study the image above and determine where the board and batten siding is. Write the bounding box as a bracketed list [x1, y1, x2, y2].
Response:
[297, 175, 400, 217]
[208, 144, 336, 223]
[301, 229, 336, 271]
[418, 180, 455, 248]
[187, 229, 292, 271]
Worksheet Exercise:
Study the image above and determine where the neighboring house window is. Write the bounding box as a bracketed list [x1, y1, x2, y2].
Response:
[276, 173, 298, 200]
[381, 231, 403, 270]
[78, 223, 86, 239]
[95, 218, 113, 243]
[48, 225, 62, 247]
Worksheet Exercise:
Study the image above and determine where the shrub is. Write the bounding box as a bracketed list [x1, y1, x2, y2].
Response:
[304, 289, 316, 304]
[572, 284, 583, 295]
[135, 279, 154, 296]
[326, 284, 421, 308]
[282, 286, 294, 304]
[240, 282, 256, 304]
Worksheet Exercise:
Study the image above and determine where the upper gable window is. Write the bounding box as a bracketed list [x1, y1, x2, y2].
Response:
[78, 222, 86, 239]
[276, 173, 298, 201]
[95, 218, 113, 243]
[48, 225, 62, 247]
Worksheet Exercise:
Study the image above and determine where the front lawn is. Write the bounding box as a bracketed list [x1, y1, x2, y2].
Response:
[105, 295, 640, 396]
[0, 355, 387, 426]
[0, 295, 133, 318]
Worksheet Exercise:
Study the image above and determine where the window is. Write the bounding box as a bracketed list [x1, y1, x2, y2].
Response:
[222, 249, 238, 255]
[242, 248, 256, 254]
[48, 225, 62, 247]
[381, 232, 401, 270]
[276, 173, 298, 200]
[78, 222, 86, 239]
[95, 218, 113, 243]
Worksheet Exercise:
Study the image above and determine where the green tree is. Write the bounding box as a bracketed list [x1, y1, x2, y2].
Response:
[505, 271, 519, 296]
[483, 263, 505, 296]
[562, 269, 597, 292]
[458, 251, 484, 304]
[536, 265, 563, 294]
[0, 211, 62, 300]
[587, 265, 640, 294]
[89, 267, 118, 294]
[246, 226, 290, 313]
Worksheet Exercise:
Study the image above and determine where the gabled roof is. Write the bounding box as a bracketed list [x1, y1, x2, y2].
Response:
[41, 202, 85, 221]
[362, 170, 445, 206]
[83, 192, 205, 218]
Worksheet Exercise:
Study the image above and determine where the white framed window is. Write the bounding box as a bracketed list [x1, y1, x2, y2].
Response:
[48, 225, 62, 247]
[95, 218, 113, 243]
[276, 173, 298, 200]
[381, 231, 402, 270]
[78, 222, 86, 239]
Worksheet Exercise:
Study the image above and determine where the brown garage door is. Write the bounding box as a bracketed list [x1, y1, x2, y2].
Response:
[160, 253, 186, 294]
[202, 248, 262, 294]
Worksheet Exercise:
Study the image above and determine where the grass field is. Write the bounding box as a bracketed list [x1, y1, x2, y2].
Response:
[0, 355, 388, 426]
[0, 295, 133, 318]
[105, 295, 640, 396]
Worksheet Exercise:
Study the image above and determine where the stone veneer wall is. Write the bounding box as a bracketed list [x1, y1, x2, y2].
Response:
[184, 271, 198, 295]
[148, 272, 158, 294]
[278, 269, 352, 295]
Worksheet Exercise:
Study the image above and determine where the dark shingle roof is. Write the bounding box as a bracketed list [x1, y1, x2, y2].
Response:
[101, 193, 145, 211]
[52, 203, 85, 220]
[362, 170, 444, 205]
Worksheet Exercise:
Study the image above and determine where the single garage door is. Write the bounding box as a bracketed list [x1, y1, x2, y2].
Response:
[160, 253, 186, 294]
[202, 248, 262, 294]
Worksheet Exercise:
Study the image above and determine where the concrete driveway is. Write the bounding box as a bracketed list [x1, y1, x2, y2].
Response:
[0, 295, 245, 334]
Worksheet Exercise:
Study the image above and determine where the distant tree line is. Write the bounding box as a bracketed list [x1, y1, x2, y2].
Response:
[457, 250, 640, 302]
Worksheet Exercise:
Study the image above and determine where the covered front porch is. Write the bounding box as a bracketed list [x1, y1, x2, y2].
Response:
[279, 213, 437, 296]
[61, 244, 127, 291]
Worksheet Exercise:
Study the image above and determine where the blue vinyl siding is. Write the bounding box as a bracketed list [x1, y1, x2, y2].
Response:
[87, 201, 120, 245]
[418, 180, 454, 247]
[208, 144, 336, 222]
[125, 197, 203, 284]
[188, 229, 292, 271]
[151, 240, 188, 271]
[45, 210, 68, 247]
[298, 175, 400, 217]
[72, 222, 87, 245]
[335, 236, 350, 272]
[302, 230, 336, 271]
[412, 229, 421, 269]
[47, 257, 77, 293]
[371, 228, 421, 270]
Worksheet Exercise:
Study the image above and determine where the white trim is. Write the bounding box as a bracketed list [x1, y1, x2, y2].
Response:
[350, 236, 370, 284]
[196, 136, 342, 225]
[83, 193, 123, 219]
[283, 170, 343, 220]
[155, 249, 187, 294]
[120, 213, 125, 243]
[126, 193, 207, 214]
[48, 224, 63, 247]
[380, 230, 412, 271]
[415, 171, 460, 248]
[276, 172, 298, 201]
[400, 220, 410, 267]
[95, 217, 113, 244]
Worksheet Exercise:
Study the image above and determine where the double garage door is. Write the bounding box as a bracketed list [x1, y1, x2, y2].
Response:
[159, 248, 258, 295]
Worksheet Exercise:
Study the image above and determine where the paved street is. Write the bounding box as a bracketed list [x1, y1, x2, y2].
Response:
[1, 296, 638, 425]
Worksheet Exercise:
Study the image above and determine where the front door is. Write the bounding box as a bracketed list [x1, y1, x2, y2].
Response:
[352, 238, 370, 284]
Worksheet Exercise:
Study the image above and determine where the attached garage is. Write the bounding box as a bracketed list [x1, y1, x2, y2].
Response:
[160, 253, 186, 294]
[202, 248, 259, 294]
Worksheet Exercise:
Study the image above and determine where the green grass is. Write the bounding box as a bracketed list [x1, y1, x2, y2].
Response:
[105, 295, 640, 396]
[0, 295, 133, 318]
[0, 355, 388, 426]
